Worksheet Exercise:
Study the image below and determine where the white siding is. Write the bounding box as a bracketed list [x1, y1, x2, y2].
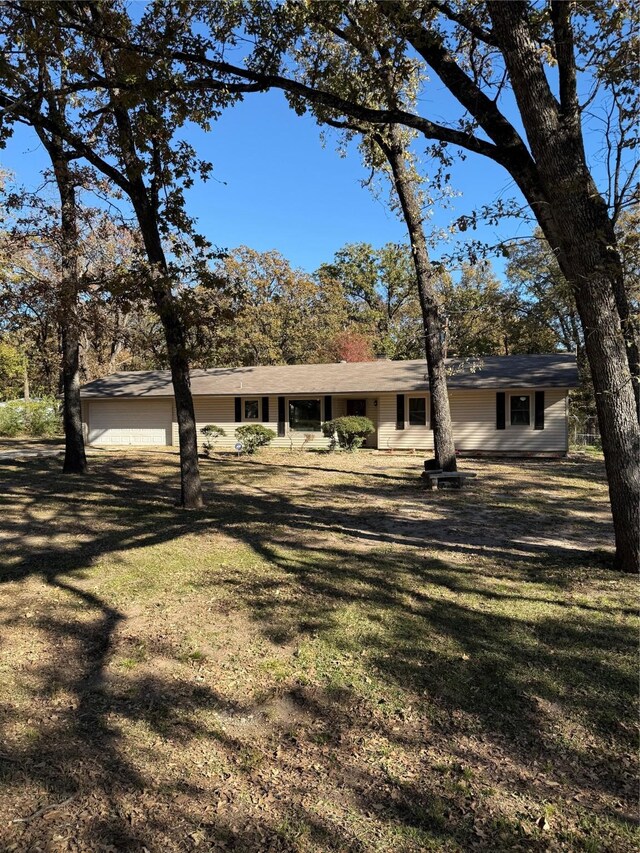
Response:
[377, 392, 435, 451]
[192, 396, 236, 444]
[333, 397, 347, 418]
[187, 394, 383, 450]
[364, 397, 379, 448]
[377, 388, 567, 452]
[450, 388, 566, 451]
[81, 401, 89, 443]
[184, 395, 331, 450]
[91, 387, 569, 453]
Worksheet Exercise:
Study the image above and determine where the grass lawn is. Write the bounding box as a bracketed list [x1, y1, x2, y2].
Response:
[0, 449, 637, 852]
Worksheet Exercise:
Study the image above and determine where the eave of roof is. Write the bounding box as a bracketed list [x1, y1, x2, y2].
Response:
[80, 354, 580, 398]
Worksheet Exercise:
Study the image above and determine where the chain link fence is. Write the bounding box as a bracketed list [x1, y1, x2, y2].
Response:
[572, 432, 601, 448]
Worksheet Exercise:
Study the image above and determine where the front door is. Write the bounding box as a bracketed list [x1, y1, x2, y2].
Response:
[346, 399, 366, 417]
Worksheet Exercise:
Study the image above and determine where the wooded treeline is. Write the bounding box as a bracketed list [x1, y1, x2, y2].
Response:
[1, 234, 594, 395]
[0, 1, 636, 569]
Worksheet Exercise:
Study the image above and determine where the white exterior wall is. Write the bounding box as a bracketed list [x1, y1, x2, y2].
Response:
[377, 391, 434, 451]
[451, 388, 566, 451]
[377, 388, 567, 452]
[365, 398, 379, 448]
[184, 394, 383, 450]
[178, 395, 332, 450]
[81, 401, 89, 443]
[84, 387, 569, 454]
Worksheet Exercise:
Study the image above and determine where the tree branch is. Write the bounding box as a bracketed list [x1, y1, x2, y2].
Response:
[187, 59, 502, 160]
[429, 1, 498, 47]
[0, 91, 133, 195]
[550, 1, 579, 124]
[376, 1, 535, 158]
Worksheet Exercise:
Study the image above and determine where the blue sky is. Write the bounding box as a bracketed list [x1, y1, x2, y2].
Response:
[1, 9, 630, 285]
[1, 86, 528, 278]
[183, 88, 526, 273]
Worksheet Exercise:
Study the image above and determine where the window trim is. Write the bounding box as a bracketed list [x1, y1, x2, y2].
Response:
[407, 395, 428, 428]
[243, 398, 260, 422]
[288, 397, 322, 432]
[509, 393, 531, 427]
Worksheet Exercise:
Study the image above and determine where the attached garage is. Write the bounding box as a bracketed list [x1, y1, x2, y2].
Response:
[87, 399, 172, 446]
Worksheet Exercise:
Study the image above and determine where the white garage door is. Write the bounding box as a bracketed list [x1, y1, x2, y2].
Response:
[88, 400, 172, 446]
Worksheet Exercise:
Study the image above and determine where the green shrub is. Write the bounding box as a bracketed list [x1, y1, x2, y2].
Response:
[322, 415, 375, 451]
[27, 398, 62, 436]
[0, 402, 24, 436]
[235, 424, 276, 455]
[200, 423, 226, 456]
[0, 398, 62, 437]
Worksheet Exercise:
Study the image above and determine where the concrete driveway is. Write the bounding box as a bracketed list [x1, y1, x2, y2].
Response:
[0, 447, 65, 460]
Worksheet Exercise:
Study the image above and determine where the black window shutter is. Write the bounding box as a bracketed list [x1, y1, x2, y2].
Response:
[429, 395, 434, 431]
[261, 396, 269, 423]
[534, 391, 545, 430]
[234, 397, 242, 423]
[496, 392, 506, 430]
[277, 396, 286, 437]
[324, 395, 332, 422]
[396, 394, 405, 430]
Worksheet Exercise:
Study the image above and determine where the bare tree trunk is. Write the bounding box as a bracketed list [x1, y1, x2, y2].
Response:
[10, 0, 88, 473]
[59, 175, 87, 473]
[572, 267, 639, 572]
[107, 309, 127, 373]
[93, 30, 203, 508]
[488, 2, 639, 572]
[43, 136, 88, 474]
[146, 260, 203, 509]
[549, 211, 639, 572]
[127, 202, 203, 509]
[60, 322, 87, 472]
[378, 126, 457, 471]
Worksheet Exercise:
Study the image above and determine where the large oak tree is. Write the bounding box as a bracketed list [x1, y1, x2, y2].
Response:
[1, 1, 637, 566]
[168, 0, 639, 570]
[0, 1, 251, 505]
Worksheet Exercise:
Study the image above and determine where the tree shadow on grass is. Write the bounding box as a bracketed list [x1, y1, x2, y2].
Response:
[0, 453, 635, 851]
[212, 537, 636, 759]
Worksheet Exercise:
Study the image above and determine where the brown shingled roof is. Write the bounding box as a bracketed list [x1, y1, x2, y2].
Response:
[80, 354, 579, 398]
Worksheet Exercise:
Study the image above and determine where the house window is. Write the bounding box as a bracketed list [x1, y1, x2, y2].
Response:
[408, 397, 427, 426]
[289, 398, 321, 431]
[244, 399, 260, 420]
[510, 394, 531, 426]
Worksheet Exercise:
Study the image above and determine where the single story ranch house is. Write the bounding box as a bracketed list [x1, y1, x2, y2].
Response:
[80, 354, 578, 454]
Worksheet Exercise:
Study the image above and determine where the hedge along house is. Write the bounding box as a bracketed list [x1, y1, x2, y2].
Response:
[80, 354, 578, 455]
